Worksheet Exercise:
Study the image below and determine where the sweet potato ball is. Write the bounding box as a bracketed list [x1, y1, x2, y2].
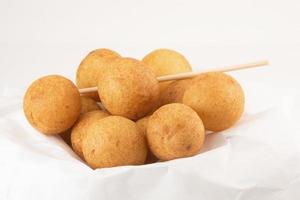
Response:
[142, 49, 192, 92]
[82, 116, 147, 169]
[23, 75, 81, 135]
[97, 57, 160, 120]
[71, 110, 109, 159]
[76, 48, 121, 100]
[147, 103, 205, 161]
[183, 72, 245, 131]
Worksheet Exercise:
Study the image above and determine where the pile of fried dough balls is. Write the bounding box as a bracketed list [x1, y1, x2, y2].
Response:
[23, 48, 245, 169]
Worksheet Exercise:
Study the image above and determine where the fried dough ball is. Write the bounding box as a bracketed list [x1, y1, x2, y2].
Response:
[147, 103, 205, 161]
[183, 72, 245, 132]
[62, 95, 101, 146]
[23, 75, 81, 135]
[142, 49, 192, 92]
[82, 116, 147, 169]
[76, 48, 121, 100]
[97, 57, 160, 120]
[80, 96, 99, 114]
[136, 116, 158, 163]
[71, 110, 109, 159]
[160, 79, 193, 105]
[136, 116, 150, 135]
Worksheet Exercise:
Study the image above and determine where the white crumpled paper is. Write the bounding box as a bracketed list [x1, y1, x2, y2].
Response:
[0, 81, 300, 200]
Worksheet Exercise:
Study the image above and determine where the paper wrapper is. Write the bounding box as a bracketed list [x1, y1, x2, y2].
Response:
[0, 81, 300, 200]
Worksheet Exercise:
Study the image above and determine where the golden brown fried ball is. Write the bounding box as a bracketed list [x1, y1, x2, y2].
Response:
[23, 75, 81, 135]
[82, 116, 147, 169]
[147, 103, 205, 161]
[160, 79, 193, 105]
[136, 116, 158, 163]
[183, 72, 245, 132]
[136, 116, 150, 135]
[142, 48, 192, 92]
[71, 110, 109, 159]
[62, 95, 101, 146]
[80, 96, 99, 114]
[76, 48, 121, 100]
[97, 57, 160, 120]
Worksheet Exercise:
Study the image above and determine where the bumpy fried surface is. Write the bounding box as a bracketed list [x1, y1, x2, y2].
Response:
[142, 48, 192, 92]
[147, 103, 205, 161]
[183, 72, 245, 131]
[82, 116, 147, 169]
[97, 57, 160, 120]
[76, 48, 121, 100]
[24, 75, 81, 135]
[71, 110, 109, 159]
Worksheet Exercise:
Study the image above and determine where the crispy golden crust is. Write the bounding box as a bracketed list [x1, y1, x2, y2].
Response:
[142, 48, 192, 92]
[76, 48, 121, 101]
[147, 103, 205, 161]
[80, 96, 100, 114]
[160, 79, 193, 106]
[183, 72, 245, 132]
[97, 57, 160, 120]
[71, 110, 109, 159]
[136, 116, 150, 137]
[82, 116, 147, 169]
[136, 116, 158, 163]
[23, 75, 81, 135]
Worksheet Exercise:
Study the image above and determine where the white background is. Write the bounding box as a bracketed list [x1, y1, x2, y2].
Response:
[0, 0, 299, 92]
[1, 1, 300, 199]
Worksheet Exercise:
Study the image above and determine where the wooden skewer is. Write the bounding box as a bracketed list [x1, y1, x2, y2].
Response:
[79, 60, 269, 94]
[79, 86, 99, 94]
[157, 60, 268, 82]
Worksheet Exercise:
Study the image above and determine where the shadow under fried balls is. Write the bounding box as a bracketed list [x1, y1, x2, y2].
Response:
[160, 78, 193, 106]
[80, 96, 100, 114]
[136, 116, 158, 164]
